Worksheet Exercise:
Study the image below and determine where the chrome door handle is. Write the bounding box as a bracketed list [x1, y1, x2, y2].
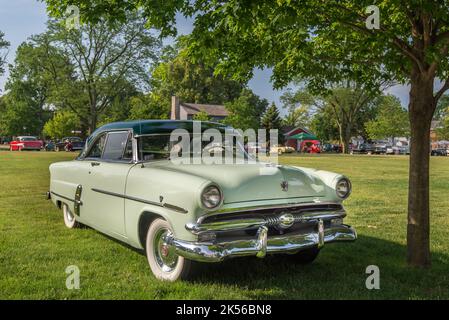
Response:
[91, 162, 101, 167]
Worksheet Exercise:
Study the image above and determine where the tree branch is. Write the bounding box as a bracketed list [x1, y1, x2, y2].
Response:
[435, 78, 449, 102]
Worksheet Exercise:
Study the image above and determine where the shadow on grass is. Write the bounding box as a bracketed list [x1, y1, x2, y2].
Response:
[94, 229, 449, 299]
[187, 235, 449, 299]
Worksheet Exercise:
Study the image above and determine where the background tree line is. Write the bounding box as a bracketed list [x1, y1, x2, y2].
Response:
[0, 20, 413, 147]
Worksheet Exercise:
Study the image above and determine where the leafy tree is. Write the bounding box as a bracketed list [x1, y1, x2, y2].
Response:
[309, 108, 340, 143]
[223, 89, 268, 131]
[0, 38, 65, 136]
[288, 85, 380, 153]
[261, 103, 282, 130]
[436, 107, 449, 140]
[281, 89, 311, 128]
[192, 110, 211, 122]
[148, 38, 245, 115]
[96, 78, 140, 126]
[45, 0, 449, 268]
[46, 15, 160, 134]
[261, 102, 282, 145]
[282, 107, 310, 128]
[434, 94, 449, 120]
[43, 110, 81, 139]
[366, 95, 410, 141]
[128, 93, 170, 120]
[0, 31, 9, 78]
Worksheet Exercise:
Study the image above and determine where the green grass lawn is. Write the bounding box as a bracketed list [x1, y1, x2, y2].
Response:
[1, 151, 449, 299]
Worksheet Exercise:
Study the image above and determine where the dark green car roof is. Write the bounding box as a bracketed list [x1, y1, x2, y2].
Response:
[92, 120, 229, 138]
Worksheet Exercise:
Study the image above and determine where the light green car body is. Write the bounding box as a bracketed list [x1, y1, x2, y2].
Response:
[49, 120, 353, 257]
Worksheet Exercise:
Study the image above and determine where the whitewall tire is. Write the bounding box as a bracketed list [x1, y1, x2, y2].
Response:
[63, 203, 80, 229]
[145, 218, 194, 281]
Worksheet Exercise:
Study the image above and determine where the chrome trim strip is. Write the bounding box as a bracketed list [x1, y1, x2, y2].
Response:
[197, 202, 343, 224]
[224, 196, 321, 205]
[164, 224, 357, 263]
[90, 188, 188, 213]
[74, 185, 83, 216]
[50, 191, 75, 203]
[186, 210, 346, 234]
[91, 188, 162, 207]
[163, 203, 188, 214]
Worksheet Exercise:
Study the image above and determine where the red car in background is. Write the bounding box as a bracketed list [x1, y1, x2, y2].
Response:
[9, 136, 43, 151]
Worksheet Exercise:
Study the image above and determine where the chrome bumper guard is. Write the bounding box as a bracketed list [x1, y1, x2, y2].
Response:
[163, 222, 357, 263]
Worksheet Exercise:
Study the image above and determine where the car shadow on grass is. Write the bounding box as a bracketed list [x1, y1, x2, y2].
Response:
[95, 230, 449, 299]
[187, 235, 449, 299]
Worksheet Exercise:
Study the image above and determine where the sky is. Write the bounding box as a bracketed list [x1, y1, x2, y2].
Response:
[0, 0, 409, 109]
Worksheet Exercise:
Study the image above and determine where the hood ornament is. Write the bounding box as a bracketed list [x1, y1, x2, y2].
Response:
[280, 180, 288, 192]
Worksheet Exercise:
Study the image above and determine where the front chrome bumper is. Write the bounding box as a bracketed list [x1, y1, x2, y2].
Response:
[163, 223, 357, 263]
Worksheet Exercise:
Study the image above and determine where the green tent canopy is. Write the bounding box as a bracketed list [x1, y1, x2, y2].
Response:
[288, 132, 318, 140]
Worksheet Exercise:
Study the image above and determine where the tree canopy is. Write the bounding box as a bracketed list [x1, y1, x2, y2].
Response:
[223, 89, 268, 131]
[46, 14, 160, 133]
[148, 38, 245, 117]
[365, 95, 410, 140]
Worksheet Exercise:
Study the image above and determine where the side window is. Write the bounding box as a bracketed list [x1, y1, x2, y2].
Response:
[86, 133, 107, 159]
[102, 132, 130, 161]
[122, 135, 133, 160]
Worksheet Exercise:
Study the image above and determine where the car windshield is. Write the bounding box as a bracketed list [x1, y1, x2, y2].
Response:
[20, 137, 37, 141]
[138, 133, 248, 162]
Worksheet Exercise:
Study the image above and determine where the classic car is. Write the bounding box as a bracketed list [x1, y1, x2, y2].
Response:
[9, 136, 43, 151]
[350, 143, 374, 155]
[270, 145, 295, 155]
[322, 143, 342, 153]
[431, 148, 448, 156]
[54, 137, 85, 152]
[371, 142, 390, 155]
[48, 120, 356, 281]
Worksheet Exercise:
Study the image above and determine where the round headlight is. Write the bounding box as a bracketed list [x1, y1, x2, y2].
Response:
[336, 178, 351, 199]
[201, 185, 222, 209]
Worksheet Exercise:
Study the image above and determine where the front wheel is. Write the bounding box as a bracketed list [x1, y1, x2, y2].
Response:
[145, 218, 194, 281]
[287, 247, 321, 264]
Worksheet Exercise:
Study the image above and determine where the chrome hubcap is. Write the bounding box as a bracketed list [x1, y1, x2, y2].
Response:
[154, 229, 178, 273]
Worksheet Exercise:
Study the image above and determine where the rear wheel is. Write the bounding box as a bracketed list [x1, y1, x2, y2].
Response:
[62, 203, 81, 229]
[145, 218, 195, 281]
[287, 247, 321, 264]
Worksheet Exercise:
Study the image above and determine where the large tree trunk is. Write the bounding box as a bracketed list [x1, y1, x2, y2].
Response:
[343, 124, 351, 154]
[407, 72, 435, 267]
[338, 123, 351, 154]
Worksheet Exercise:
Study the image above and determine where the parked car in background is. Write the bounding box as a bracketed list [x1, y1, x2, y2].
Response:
[48, 120, 356, 281]
[9, 136, 43, 151]
[350, 143, 374, 155]
[55, 137, 85, 152]
[431, 148, 448, 156]
[270, 145, 295, 155]
[322, 143, 342, 153]
[372, 142, 390, 155]
[246, 142, 267, 154]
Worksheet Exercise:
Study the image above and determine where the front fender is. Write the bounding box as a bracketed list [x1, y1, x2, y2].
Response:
[125, 202, 199, 249]
[292, 166, 347, 202]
